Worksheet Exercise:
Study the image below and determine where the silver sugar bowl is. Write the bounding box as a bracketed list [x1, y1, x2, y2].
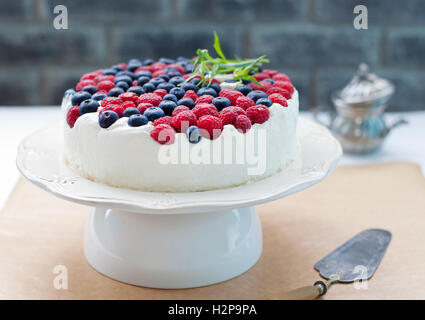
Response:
[314, 64, 407, 154]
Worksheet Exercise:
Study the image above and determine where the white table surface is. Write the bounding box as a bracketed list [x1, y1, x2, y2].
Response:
[1, 107, 424, 211]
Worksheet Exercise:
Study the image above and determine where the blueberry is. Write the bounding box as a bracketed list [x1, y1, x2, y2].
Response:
[186, 126, 202, 144]
[143, 58, 154, 65]
[197, 87, 217, 97]
[263, 79, 274, 84]
[115, 81, 129, 91]
[137, 76, 150, 86]
[159, 57, 175, 64]
[242, 79, 251, 85]
[108, 87, 125, 97]
[204, 82, 221, 94]
[176, 56, 188, 62]
[79, 99, 100, 115]
[157, 82, 175, 92]
[81, 85, 97, 95]
[163, 94, 178, 103]
[127, 59, 142, 72]
[177, 98, 195, 109]
[169, 87, 186, 100]
[236, 85, 253, 96]
[158, 74, 170, 82]
[128, 114, 148, 127]
[102, 68, 117, 76]
[212, 97, 231, 111]
[127, 86, 145, 95]
[112, 64, 125, 72]
[256, 98, 273, 107]
[134, 70, 152, 78]
[247, 90, 268, 102]
[116, 71, 135, 79]
[150, 77, 166, 87]
[142, 83, 156, 93]
[114, 75, 133, 86]
[92, 92, 107, 101]
[123, 107, 140, 117]
[190, 78, 201, 86]
[181, 83, 198, 93]
[71, 91, 91, 106]
[158, 100, 177, 116]
[64, 88, 76, 97]
[223, 79, 238, 83]
[99, 110, 119, 128]
[169, 76, 185, 86]
[166, 70, 181, 78]
[144, 107, 165, 122]
[184, 63, 194, 73]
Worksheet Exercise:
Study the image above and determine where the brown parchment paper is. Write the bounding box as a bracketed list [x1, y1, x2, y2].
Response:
[1, 162, 425, 300]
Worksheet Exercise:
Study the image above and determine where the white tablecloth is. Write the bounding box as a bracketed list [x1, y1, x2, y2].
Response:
[1, 107, 424, 210]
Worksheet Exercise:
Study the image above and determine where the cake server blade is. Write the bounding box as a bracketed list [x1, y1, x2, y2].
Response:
[271, 229, 391, 300]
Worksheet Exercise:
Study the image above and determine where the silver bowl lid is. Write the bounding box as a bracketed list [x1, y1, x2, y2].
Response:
[336, 64, 394, 105]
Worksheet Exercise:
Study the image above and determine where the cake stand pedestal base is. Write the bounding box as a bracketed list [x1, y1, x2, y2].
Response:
[84, 206, 262, 289]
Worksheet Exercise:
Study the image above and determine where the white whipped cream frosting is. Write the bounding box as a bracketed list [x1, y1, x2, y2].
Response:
[62, 90, 299, 192]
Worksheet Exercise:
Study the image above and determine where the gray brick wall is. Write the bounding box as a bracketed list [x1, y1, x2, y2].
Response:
[0, 0, 424, 111]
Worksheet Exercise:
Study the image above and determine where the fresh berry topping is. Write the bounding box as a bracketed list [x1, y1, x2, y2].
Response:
[158, 100, 177, 116]
[137, 102, 153, 114]
[234, 115, 252, 133]
[101, 96, 122, 107]
[211, 96, 231, 111]
[197, 115, 223, 140]
[236, 85, 253, 96]
[142, 83, 156, 93]
[274, 81, 294, 94]
[248, 82, 265, 92]
[91, 92, 107, 101]
[169, 87, 186, 100]
[171, 110, 197, 132]
[119, 92, 139, 103]
[183, 90, 198, 101]
[195, 95, 215, 105]
[99, 110, 119, 128]
[235, 96, 255, 110]
[138, 93, 162, 106]
[197, 87, 217, 97]
[181, 83, 198, 93]
[186, 126, 202, 144]
[128, 114, 148, 127]
[153, 116, 173, 127]
[247, 90, 268, 102]
[219, 89, 243, 105]
[192, 103, 219, 119]
[268, 93, 288, 107]
[79, 99, 99, 115]
[96, 80, 115, 92]
[266, 86, 291, 99]
[246, 105, 270, 124]
[123, 107, 140, 117]
[80, 73, 97, 81]
[256, 98, 272, 107]
[121, 101, 136, 109]
[172, 105, 190, 116]
[76, 79, 96, 91]
[66, 106, 80, 128]
[169, 76, 185, 86]
[137, 76, 151, 86]
[108, 87, 124, 97]
[153, 89, 168, 98]
[150, 124, 175, 145]
[115, 81, 129, 91]
[219, 107, 239, 125]
[163, 94, 178, 103]
[102, 105, 124, 117]
[263, 69, 279, 77]
[176, 97, 195, 109]
[81, 85, 97, 95]
[272, 73, 291, 82]
[71, 91, 92, 106]
[253, 72, 269, 82]
[144, 106, 165, 122]
[259, 80, 273, 91]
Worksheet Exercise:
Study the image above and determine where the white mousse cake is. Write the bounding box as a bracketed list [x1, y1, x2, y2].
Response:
[62, 39, 299, 192]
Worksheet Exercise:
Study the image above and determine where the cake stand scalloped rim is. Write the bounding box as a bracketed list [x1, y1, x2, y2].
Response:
[16, 116, 342, 214]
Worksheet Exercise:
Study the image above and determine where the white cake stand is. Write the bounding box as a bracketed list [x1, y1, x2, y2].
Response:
[17, 117, 342, 289]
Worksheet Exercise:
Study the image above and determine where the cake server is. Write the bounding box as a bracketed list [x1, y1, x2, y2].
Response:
[272, 229, 391, 300]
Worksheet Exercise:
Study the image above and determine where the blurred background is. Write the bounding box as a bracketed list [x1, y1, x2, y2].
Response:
[0, 0, 424, 111]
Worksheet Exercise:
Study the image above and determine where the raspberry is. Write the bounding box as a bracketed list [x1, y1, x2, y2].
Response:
[119, 92, 139, 103]
[76, 79, 95, 91]
[235, 96, 255, 110]
[266, 87, 291, 99]
[151, 62, 167, 71]
[138, 93, 162, 106]
[234, 115, 252, 133]
[219, 106, 246, 125]
[97, 80, 115, 92]
[153, 116, 173, 127]
[195, 95, 215, 104]
[253, 72, 269, 82]
[183, 90, 198, 101]
[183, 73, 193, 79]
[150, 124, 175, 145]
[219, 89, 243, 105]
[167, 64, 185, 74]
[101, 97, 123, 107]
[272, 73, 291, 82]
[137, 102, 153, 114]
[80, 73, 97, 81]
[135, 66, 154, 74]
[121, 101, 136, 109]
[273, 81, 294, 94]
[101, 105, 124, 117]
[248, 82, 266, 92]
[192, 103, 219, 119]
[153, 89, 167, 98]
[117, 63, 127, 70]
[197, 115, 223, 140]
[132, 80, 138, 87]
[172, 105, 190, 116]
[94, 75, 115, 84]
[246, 105, 270, 124]
[259, 80, 273, 91]
[262, 69, 279, 77]
[171, 110, 197, 132]
[268, 93, 288, 107]
[66, 106, 80, 128]
[152, 70, 167, 78]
